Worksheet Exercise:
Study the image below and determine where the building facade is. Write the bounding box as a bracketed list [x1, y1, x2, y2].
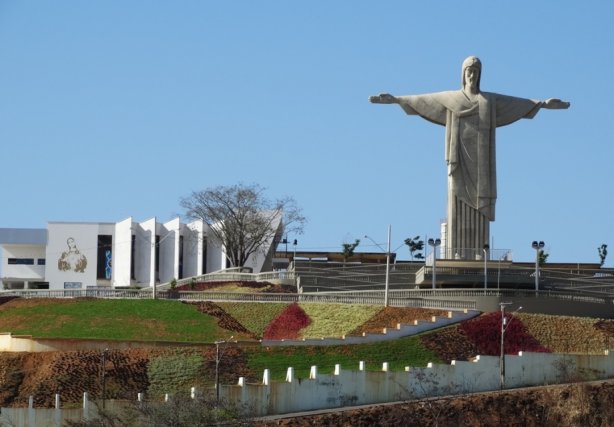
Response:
[0, 216, 280, 290]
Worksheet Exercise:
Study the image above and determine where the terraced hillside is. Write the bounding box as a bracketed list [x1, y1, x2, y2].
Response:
[0, 294, 612, 407]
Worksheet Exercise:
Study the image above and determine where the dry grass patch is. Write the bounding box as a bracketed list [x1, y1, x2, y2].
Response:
[516, 313, 610, 354]
[298, 303, 381, 339]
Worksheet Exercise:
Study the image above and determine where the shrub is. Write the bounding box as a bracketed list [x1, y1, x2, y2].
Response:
[459, 312, 550, 356]
[263, 303, 311, 340]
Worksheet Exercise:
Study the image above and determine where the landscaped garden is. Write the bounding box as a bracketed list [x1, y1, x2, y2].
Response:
[0, 291, 613, 406]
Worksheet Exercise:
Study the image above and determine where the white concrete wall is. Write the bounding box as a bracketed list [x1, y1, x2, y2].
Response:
[206, 231, 225, 272]
[243, 213, 282, 273]
[182, 220, 203, 277]
[135, 218, 156, 287]
[159, 218, 180, 283]
[45, 223, 100, 289]
[113, 218, 132, 287]
[222, 350, 614, 416]
[1, 244, 46, 281]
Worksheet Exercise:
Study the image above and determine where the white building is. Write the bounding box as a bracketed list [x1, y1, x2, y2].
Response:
[0, 216, 281, 290]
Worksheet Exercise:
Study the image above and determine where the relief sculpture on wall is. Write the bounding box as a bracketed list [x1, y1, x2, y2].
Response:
[57, 237, 88, 273]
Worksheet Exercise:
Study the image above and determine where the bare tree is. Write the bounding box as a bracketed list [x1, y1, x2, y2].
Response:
[180, 184, 305, 268]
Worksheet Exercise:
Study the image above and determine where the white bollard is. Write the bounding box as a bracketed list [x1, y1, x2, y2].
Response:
[286, 367, 294, 383]
[28, 396, 34, 427]
[83, 392, 90, 421]
[309, 365, 317, 379]
[55, 393, 61, 427]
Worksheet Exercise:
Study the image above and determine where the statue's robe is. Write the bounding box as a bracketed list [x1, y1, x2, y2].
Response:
[397, 91, 543, 257]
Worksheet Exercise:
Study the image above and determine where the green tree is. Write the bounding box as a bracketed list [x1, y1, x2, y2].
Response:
[341, 239, 360, 264]
[598, 244, 608, 266]
[180, 183, 306, 268]
[404, 236, 424, 261]
[538, 249, 549, 266]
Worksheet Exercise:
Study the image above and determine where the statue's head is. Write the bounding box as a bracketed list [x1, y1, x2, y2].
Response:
[462, 56, 481, 93]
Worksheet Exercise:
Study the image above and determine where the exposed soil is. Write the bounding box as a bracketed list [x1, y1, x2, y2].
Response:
[186, 301, 259, 339]
[595, 319, 614, 337]
[420, 326, 477, 363]
[256, 380, 614, 427]
[0, 346, 256, 408]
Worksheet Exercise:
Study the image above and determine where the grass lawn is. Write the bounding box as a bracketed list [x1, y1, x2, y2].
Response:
[0, 298, 228, 342]
[246, 335, 441, 381]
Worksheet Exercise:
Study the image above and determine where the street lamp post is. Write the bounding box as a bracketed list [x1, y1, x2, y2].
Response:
[101, 348, 109, 409]
[364, 225, 391, 306]
[427, 238, 441, 290]
[215, 336, 234, 403]
[483, 244, 489, 292]
[497, 254, 503, 290]
[499, 303, 522, 390]
[531, 241, 545, 293]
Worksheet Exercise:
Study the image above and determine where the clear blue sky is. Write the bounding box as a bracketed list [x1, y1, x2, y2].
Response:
[0, 1, 612, 265]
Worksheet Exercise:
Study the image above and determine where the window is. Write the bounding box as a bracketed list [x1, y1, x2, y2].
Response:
[97, 235, 113, 280]
[179, 235, 184, 279]
[37, 259, 46, 265]
[8, 258, 34, 265]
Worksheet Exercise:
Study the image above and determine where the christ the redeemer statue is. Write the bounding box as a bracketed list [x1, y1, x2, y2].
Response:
[370, 56, 569, 259]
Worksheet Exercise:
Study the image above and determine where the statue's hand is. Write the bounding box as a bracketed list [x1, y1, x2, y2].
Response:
[369, 93, 398, 104]
[543, 98, 570, 109]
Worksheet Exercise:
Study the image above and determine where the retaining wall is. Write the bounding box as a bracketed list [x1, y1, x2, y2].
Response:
[221, 350, 614, 416]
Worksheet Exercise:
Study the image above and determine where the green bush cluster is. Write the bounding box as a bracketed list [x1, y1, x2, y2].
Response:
[147, 349, 206, 398]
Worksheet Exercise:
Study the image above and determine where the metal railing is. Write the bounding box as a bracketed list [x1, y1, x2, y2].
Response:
[158, 270, 296, 289]
[0, 288, 475, 310]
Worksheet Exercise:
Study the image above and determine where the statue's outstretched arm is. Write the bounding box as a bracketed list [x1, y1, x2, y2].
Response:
[542, 98, 570, 109]
[370, 93, 420, 115]
[369, 93, 399, 104]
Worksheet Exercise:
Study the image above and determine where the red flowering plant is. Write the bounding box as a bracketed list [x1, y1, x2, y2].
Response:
[263, 303, 311, 340]
[459, 312, 550, 356]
